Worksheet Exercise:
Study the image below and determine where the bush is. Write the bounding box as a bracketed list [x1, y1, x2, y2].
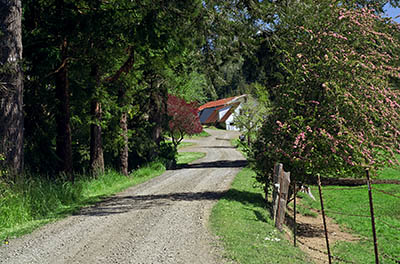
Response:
[158, 141, 177, 169]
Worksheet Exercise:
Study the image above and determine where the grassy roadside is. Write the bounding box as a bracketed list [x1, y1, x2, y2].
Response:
[297, 166, 400, 263]
[0, 151, 205, 243]
[187, 130, 211, 138]
[210, 167, 312, 264]
[177, 152, 206, 165]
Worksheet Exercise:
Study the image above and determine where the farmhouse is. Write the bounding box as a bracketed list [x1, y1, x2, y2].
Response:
[198, 94, 247, 131]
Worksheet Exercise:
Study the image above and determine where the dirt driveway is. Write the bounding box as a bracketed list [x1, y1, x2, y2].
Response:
[0, 129, 245, 264]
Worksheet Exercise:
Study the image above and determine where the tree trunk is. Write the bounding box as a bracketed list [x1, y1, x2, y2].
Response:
[118, 83, 129, 176]
[247, 129, 251, 147]
[119, 111, 129, 176]
[0, 0, 24, 179]
[55, 38, 73, 178]
[149, 78, 165, 149]
[89, 64, 104, 176]
[89, 100, 104, 175]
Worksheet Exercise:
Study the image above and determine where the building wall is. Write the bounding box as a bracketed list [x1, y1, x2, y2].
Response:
[218, 106, 231, 120]
[225, 104, 242, 131]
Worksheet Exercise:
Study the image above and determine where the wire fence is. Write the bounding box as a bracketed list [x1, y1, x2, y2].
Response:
[287, 168, 400, 264]
[374, 188, 400, 199]
[318, 173, 399, 264]
[296, 239, 359, 264]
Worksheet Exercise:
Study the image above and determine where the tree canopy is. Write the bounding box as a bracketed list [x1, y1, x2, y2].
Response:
[251, 0, 400, 186]
[0, 0, 399, 185]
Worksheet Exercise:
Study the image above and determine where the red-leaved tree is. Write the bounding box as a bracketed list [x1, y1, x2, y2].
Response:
[167, 94, 203, 147]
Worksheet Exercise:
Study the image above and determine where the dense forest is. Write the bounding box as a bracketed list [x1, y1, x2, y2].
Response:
[1, 0, 269, 180]
[1, 0, 400, 185]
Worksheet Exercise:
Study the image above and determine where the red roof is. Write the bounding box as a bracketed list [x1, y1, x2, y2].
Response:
[198, 96, 237, 111]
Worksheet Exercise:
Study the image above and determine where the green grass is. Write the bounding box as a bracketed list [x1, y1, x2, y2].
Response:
[176, 152, 206, 165]
[186, 130, 211, 138]
[210, 167, 312, 264]
[177, 142, 195, 149]
[298, 166, 400, 263]
[0, 151, 209, 243]
[0, 162, 166, 241]
[231, 138, 249, 158]
[202, 125, 220, 130]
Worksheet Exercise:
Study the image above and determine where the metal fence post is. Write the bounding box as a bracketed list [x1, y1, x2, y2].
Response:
[366, 169, 380, 264]
[293, 175, 297, 247]
[317, 174, 332, 264]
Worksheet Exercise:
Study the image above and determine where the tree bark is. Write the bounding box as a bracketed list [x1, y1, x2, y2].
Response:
[119, 111, 129, 176]
[106, 48, 134, 176]
[149, 78, 165, 149]
[89, 64, 104, 176]
[55, 38, 73, 177]
[0, 0, 24, 179]
[118, 81, 129, 176]
[89, 100, 104, 175]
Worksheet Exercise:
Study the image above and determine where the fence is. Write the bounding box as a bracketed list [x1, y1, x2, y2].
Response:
[272, 164, 400, 264]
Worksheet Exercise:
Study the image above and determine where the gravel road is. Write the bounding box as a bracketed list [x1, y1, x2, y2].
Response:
[0, 129, 246, 264]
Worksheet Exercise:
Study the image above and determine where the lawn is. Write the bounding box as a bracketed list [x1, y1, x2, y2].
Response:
[297, 166, 400, 263]
[210, 167, 312, 264]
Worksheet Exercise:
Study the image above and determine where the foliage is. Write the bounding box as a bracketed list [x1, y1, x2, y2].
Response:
[252, 1, 400, 189]
[167, 94, 203, 148]
[165, 65, 208, 104]
[233, 85, 271, 147]
[210, 167, 312, 263]
[157, 141, 178, 169]
[22, 0, 207, 174]
[197, 0, 277, 99]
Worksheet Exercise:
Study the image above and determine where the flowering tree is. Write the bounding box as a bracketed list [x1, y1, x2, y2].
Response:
[252, 0, 400, 187]
[167, 94, 203, 148]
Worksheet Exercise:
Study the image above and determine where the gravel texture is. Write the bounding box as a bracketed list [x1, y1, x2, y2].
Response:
[0, 129, 245, 264]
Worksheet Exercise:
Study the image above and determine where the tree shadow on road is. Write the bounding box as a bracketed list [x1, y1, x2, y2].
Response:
[77, 188, 269, 218]
[174, 159, 248, 170]
[206, 146, 236, 149]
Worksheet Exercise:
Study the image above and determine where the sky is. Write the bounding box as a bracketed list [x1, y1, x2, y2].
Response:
[384, 3, 400, 23]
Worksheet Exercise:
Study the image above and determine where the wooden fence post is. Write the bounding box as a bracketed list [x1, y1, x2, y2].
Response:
[272, 163, 282, 222]
[272, 163, 291, 231]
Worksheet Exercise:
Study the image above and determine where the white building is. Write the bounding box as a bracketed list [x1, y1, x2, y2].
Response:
[198, 95, 247, 131]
